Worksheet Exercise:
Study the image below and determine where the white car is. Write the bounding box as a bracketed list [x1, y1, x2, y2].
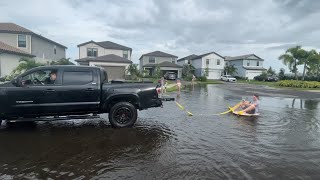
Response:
[220, 75, 237, 82]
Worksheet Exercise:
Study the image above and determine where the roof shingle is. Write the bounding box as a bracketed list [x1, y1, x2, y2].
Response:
[77, 40, 132, 51]
[177, 54, 198, 62]
[75, 54, 132, 64]
[140, 51, 178, 59]
[0, 41, 35, 57]
[0, 23, 67, 49]
[191, 51, 224, 60]
[225, 54, 263, 61]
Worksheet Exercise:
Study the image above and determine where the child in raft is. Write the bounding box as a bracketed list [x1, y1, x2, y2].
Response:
[230, 94, 260, 115]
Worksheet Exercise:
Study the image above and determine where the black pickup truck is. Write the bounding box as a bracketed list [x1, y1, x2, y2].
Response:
[0, 65, 164, 128]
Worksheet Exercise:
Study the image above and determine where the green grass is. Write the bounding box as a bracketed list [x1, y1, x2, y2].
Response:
[196, 80, 223, 84]
[237, 79, 320, 90]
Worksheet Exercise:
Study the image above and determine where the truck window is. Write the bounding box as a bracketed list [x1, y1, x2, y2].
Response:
[63, 71, 93, 85]
[21, 69, 58, 86]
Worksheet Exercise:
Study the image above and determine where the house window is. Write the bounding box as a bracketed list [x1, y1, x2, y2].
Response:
[247, 61, 250, 66]
[123, 50, 128, 59]
[54, 45, 57, 54]
[18, 34, 26, 48]
[217, 59, 221, 65]
[172, 58, 175, 63]
[206, 59, 209, 66]
[149, 56, 155, 63]
[87, 48, 98, 57]
[257, 61, 259, 66]
[188, 60, 191, 64]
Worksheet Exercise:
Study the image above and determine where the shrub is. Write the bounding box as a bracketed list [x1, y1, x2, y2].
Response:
[197, 76, 207, 82]
[278, 80, 320, 88]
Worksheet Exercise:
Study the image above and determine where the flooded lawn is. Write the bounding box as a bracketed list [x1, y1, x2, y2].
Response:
[0, 85, 320, 179]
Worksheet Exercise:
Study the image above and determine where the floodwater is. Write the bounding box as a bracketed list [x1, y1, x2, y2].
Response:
[0, 85, 320, 179]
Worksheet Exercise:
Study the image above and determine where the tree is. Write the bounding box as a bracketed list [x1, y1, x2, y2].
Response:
[12, 58, 45, 76]
[50, 58, 74, 65]
[298, 49, 311, 81]
[279, 68, 285, 80]
[267, 66, 276, 76]
[126, 64, 140, 80]
[204, 67, 209, 77]
[279, 46, 303, 80]
[182, 64, 195, 78]
[154, 65, 161, 78]
[307, 50, 320, 81]
[224, 64, 237, 76]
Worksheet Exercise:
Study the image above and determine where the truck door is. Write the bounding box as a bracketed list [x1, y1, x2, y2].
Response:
[6, 68, 61, 116]
[58, 69, 100, 113]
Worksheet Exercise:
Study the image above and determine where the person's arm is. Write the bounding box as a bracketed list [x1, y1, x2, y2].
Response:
[242, 104, 256, 113]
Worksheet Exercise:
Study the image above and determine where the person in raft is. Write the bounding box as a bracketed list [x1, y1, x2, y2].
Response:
[231, 94, 260, 115]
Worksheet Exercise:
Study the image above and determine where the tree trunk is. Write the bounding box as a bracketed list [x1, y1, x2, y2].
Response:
[317, 64, 320, 81]
[294, 59, 298, 80]
[302, 62, 307, 81]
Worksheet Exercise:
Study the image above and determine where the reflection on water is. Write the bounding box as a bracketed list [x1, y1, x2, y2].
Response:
[0, 84, 320, 179]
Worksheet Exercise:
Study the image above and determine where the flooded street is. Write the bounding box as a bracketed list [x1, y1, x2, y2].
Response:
[1, 84, 320, 179]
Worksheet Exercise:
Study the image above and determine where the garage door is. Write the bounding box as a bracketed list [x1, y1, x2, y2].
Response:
[208, 70, 222, 79]
[246, 71, 262, 80]
[102, 66, 125, 80]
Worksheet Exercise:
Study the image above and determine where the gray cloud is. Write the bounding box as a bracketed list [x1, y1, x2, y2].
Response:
[1, 0, 320, 71]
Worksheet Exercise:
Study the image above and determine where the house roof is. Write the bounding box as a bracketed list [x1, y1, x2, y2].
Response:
[0, 41, 35, 57]
[225, 54, 263, 61]
[75, 54, 132, 64]
[139, 51, 178, 60]
[243, 67, 266, 70]
[177, 54, 198, 62]
[191, 51, 224, 60]
[143, 61, 182, 68]
[77, 40, 132, 51]
[0, 23, 67, 49]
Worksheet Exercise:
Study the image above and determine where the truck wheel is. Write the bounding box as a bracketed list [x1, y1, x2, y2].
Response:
[108, 102, 137, 128]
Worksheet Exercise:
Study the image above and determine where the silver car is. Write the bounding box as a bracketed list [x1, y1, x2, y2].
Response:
[164, 72, 177, 80]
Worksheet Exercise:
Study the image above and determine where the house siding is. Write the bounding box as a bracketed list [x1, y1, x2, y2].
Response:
[0, 33, 32, 54]
[31, 35, 66, 64]
[191, 53, 224, 79]
[79, 43, 131, 60]
[0, 53, 25, 77]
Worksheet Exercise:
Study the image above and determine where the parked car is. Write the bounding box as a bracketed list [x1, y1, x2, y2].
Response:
[0, 65, 164, 128]
[265, 76, 279, 82]
[164, 72, 177, 80]
[220, 75, 237, 82]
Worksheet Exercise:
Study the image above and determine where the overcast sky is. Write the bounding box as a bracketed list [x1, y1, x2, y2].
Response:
[1, 0, 320, 71]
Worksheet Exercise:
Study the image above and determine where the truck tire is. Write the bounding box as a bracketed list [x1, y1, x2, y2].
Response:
[108, 102, 137, 128]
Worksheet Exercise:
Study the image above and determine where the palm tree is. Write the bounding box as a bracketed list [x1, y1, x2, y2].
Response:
[12, 58, 45, 75]
[279, 46, 302, 80]
[298, 49, 311, 81]
[307, 50, 320, 81]
[224, 65, 237, 76]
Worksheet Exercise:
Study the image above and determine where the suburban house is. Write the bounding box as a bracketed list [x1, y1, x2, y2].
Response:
[139, 51, 182, 78]
[190, 52, 225, 79]
[75, 40, 132, 80]
[225, 54, 266, 79]
[177, 54, 198, 66]
[0, 23, 67, 77]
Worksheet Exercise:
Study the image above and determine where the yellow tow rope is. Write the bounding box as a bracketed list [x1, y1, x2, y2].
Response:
[175, 101, 242, 117]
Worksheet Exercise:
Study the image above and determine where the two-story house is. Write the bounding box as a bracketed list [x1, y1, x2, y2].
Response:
[225, 54, 266, 79]
[139, 51, 182, 78]
[75, 40, 132, 80]
[0, 23, 67, 77]
[190, 52, 225, 79]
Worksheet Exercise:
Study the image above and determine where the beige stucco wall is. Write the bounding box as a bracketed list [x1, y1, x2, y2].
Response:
[79, 43, 131, 60]
[88, 61, 130, 75]
[0, 33, 32, 54]
[0, 53, 25, 77]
